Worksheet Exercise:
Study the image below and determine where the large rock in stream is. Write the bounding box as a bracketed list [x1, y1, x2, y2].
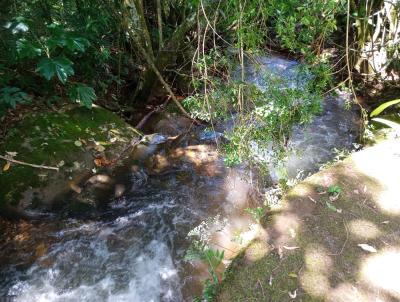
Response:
[0, 106, 140, 218]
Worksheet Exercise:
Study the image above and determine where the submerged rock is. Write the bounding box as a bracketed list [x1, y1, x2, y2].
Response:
[153, 113, 193, 136]
[0, 106, 140, 218]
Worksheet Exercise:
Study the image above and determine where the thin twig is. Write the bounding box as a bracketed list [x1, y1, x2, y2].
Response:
[0, 155, 59, 171]
[135, 96, 171, 130]
[346, 0, 368, 135]
[328, 219, 349, 256]
[257, 279, 266, 298]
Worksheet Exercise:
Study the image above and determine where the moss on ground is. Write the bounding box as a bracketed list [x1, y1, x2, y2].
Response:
[217, 139, 400, 302]
[0, 106, 138, 211]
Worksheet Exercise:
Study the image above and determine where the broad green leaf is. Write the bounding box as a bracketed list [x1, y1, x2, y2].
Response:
[0, 86, 31, 109]
[46, 36, 67, 50]
[16, 39, 42, 59]
[45, 23, 68, 49]
[36, 57, 74, 84]
[68, 84, 96, 108]
[370, 99, 400, 117]
[65, 37, 90, 52]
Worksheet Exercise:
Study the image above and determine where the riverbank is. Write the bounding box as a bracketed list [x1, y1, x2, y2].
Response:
[0, 105, 140, 218]
[216, 137, 400, 301]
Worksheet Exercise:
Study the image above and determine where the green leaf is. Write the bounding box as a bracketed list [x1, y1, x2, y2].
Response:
[68, 84, 96, 108]
[36, 57, 74, 84]
[16, 39, 42, 59]
[328, 185, 342, 195]
[65, 37, 90, 52]
[0, 86, 32, 109]
[370, 99, 400, 117]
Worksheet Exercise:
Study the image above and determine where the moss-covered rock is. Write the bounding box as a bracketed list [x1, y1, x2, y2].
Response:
[0, 106, 139, 218]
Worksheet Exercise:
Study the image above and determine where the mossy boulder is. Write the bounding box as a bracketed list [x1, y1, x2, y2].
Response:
[0, 106, 139, 218]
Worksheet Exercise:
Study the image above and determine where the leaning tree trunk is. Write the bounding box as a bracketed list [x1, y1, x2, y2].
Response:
[130, 13, 197, 105]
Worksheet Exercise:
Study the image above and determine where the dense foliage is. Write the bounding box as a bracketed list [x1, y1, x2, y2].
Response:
[0, 0, 399, 155]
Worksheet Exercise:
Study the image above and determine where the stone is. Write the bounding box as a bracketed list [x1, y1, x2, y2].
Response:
[0, 106, 139, 218]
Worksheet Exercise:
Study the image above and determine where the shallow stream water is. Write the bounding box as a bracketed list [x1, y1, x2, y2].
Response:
[0, 54, 360, 301]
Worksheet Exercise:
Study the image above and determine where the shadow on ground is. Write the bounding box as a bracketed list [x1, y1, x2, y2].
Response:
[217, 139, 400, 302]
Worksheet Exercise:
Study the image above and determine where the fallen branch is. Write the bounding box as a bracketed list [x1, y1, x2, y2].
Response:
[135, 96, 171, 130]
[0, 155, 59, 171]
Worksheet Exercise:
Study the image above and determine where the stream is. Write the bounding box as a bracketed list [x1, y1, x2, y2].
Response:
[0, 54, 360, 301]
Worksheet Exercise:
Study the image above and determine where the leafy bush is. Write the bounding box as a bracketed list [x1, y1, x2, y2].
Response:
[0, 1, 127, 110]
[245, 207, 267, 223]
[0, 86, 31, 109]
[186, 242, 225, 301]
[224, 69, 322, 167]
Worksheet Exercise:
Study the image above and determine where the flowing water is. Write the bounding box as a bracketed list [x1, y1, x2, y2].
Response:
[1, 159, 231, 301]
[0, 54, 361, 302]
[241, 54, 361, 181]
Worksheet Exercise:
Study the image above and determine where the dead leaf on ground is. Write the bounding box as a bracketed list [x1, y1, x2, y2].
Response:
[329, 194, 339, 202]
[57, 160, 65, 167]
[307, 196, 317, 203]
[94, 157, 113, 167]
[288, 289, 297, 299]
[326, 201, 338, 212]
[3, 161, 11, 171]
[94, 145, 106, 152]
[283, 246, 300, 250]
[358, 243, 377, 253]
[278, 246, 283, 259]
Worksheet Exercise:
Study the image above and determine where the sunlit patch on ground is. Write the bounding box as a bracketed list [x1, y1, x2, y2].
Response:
[361, 248, 400, 300]
[301, 245, 332, 297]
[352, 139, 400, 216]
[349, 219, 382, 240]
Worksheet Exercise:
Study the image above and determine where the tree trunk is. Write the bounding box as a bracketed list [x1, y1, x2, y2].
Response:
[130, 13, 197, 105]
